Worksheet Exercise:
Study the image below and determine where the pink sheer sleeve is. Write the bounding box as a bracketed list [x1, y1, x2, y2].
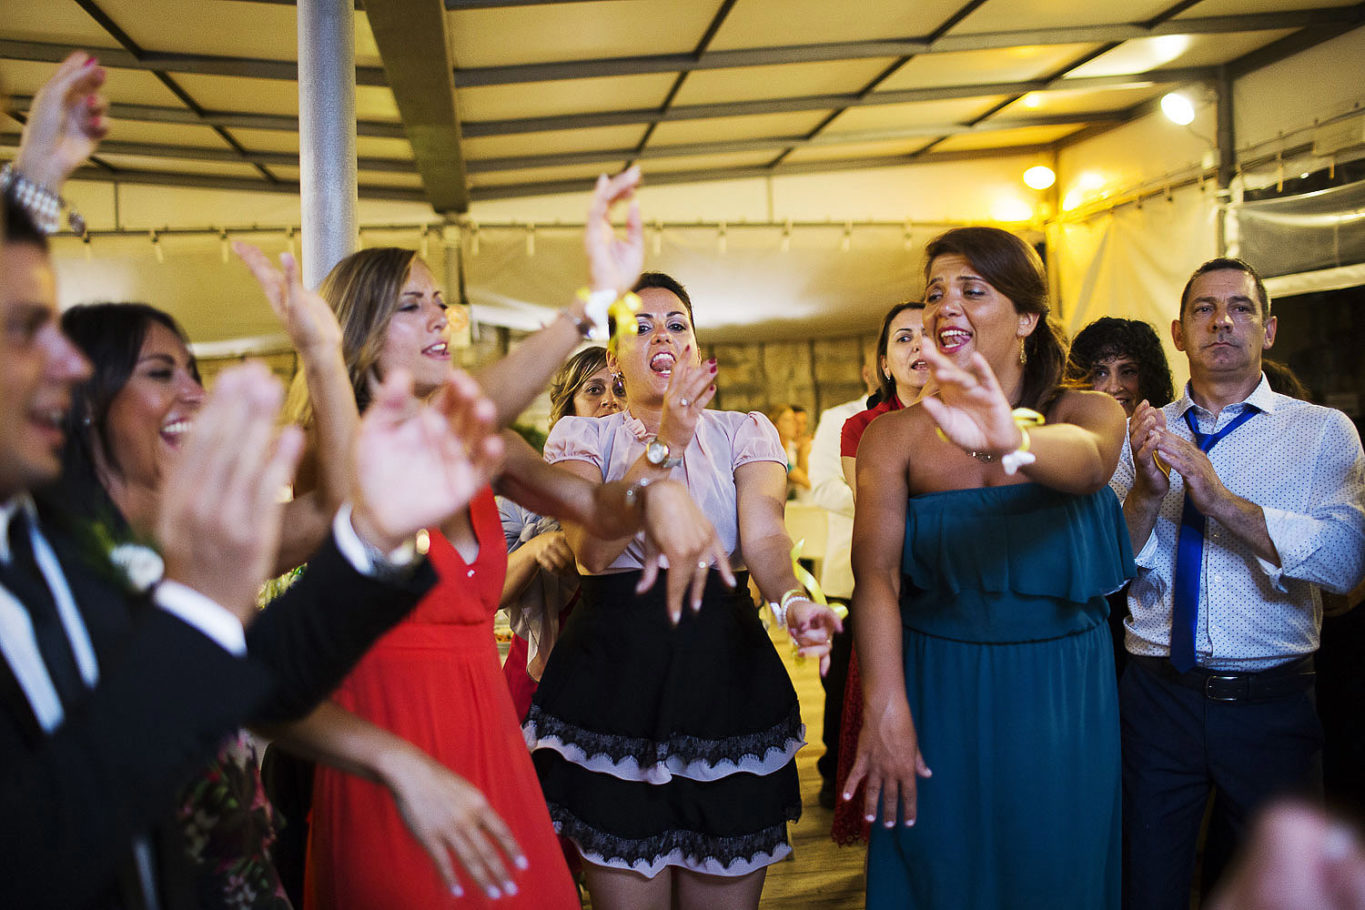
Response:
[731, 411, 787, 470]
[543, 415, 604, 471]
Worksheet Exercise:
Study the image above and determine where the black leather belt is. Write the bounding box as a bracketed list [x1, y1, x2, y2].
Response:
[1132, 655, 1316, 703]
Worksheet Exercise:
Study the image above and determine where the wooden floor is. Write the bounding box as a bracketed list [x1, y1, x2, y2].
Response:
[759, 632, 867, 909]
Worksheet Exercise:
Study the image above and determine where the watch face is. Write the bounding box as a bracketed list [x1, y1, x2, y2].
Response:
[646, 440, 668, 464]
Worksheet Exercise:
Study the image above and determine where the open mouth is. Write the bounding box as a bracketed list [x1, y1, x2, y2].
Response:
[910, 358, 929, 372]
[649, 351, 676, 375]
[937, 328, 972, 352]
[423, 341, 449, 359]
[28, 407, 68, 447]
[160, 418, 193, 448]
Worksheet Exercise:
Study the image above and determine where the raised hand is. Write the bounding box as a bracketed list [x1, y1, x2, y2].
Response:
[15, 51, 109, 191]
[655, 347, 718, 451]
[158, 364, 304, 622]
[349, 369, 505, 552]
[842, 697, 933, 828]
[918, 344, 1022, 457]
[633, 480, 736, 624]
[584, 166, 644, 296]
[233, 241, 342, 356]
[382, 747, 527, 900]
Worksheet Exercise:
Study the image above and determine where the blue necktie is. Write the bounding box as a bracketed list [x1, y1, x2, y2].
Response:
[1169, 406, 1258, 672]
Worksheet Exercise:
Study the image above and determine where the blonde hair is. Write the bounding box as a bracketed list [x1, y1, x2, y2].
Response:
[547, 346, 611, 428]
[286, 247, 421, 425]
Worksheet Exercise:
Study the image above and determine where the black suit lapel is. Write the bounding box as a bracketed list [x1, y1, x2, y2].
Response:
[0, 640, 43, 745]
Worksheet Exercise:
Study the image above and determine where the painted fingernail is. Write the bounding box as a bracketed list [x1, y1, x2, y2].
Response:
[84, 57, 97, 67]
[486, 885, 501, 899]
[450, 885, 463, 897]
[905, 819, 916, 827]
[516, 855, 529, 870]
[864, 814, 876, 823]
[503, 882, 518, 896]
[884, 820, 895, 829]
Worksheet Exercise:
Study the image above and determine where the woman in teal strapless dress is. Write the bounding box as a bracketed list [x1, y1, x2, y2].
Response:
[845, 227, 1134, 909]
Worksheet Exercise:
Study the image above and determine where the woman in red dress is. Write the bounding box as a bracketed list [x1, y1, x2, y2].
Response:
[300, 169, 730, 908]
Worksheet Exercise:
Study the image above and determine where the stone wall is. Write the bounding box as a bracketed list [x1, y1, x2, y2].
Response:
[707, 332, 874, 418]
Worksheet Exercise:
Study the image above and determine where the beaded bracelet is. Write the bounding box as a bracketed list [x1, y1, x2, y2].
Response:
[0, 163, 84, 235]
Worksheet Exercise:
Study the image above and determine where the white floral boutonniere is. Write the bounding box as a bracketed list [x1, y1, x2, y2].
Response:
[108, 543, 165, 594]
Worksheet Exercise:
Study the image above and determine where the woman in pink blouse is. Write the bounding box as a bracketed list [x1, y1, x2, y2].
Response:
[523, 272, 843, 910]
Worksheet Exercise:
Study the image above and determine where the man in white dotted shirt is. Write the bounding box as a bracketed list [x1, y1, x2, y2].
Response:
[1110, 257, 1365, 909]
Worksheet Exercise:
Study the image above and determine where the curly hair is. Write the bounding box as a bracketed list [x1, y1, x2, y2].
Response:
[1064, 317, 1175, 408]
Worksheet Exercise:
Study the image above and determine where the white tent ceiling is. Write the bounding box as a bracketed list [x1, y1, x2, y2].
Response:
[1, 0, 1359, 211]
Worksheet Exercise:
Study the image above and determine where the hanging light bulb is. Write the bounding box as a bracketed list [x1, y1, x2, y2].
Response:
[652, 220, 663, 256]
[220, 230, 230, 264]
[420, 225, 430, 260]
[717, 222, 727, 256]
[1023, 165, 1056, 190]
[780, 218, 792, 253]
[526, 223, 536, 257]
[286, 227, 297, 259]
[1160, 92, 1196, 126]
[903, 220, 914, 251]
[83, 233, 93, 261]
[470, 223, 480, 256]
[356, 230, 365, 251]
[151, 230, 164, 264]
[840, 221, 852, 253]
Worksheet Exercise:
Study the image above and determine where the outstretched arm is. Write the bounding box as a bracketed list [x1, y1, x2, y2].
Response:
[843, 415, 932, 827]
[734, 460, 843, 671]
[919, 345, 1126, 495]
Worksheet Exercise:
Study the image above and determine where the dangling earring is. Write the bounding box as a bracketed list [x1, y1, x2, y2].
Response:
[1018, 337, 1028, 366]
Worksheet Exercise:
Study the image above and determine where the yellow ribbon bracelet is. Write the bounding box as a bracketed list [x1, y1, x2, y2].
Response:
[789, 540, 849, 621]
[576, 288, 643, 350]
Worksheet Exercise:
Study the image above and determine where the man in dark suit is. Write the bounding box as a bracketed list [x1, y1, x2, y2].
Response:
[0, 196, 508, 909]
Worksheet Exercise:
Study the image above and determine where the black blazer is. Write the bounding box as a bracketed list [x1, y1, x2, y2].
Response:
[0, 516, 436, 910]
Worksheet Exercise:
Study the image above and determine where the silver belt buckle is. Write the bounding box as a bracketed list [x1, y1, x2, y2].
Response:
[1204, 673, 1244, 702]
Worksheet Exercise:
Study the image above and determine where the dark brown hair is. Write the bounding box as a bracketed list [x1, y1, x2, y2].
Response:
[924, 227, 1065, 412]
[1180, 257, 1270, 319]
[1064, 316, 1175, 408]
[874, 300, 925, 405]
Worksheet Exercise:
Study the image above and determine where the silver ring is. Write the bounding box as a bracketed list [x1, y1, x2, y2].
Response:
[678, 397, 691, 408]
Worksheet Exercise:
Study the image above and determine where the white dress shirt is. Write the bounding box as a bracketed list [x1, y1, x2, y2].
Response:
[806, 398, 867, 600]
[1110, 376, 1365, 670]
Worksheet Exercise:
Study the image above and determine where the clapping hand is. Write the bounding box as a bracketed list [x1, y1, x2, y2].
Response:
[918, 344, 1023, 458]
[584, 166, 644, 296]
[1128, 400, 1170, 494]
[634, 480, 735, 625]
[158, 364, 304, 622]
[348, 370, 505, 552]
[15, 51, 109, 191]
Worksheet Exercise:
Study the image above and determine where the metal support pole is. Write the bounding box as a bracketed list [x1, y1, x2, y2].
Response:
[1215, 65, 1236, 256]
[298, 0, 358, 288]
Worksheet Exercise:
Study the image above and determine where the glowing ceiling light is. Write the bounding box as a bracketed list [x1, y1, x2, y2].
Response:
[991, 198, 1034, 223]
[1023, 165, 1056, 190]
[1161, 92, 1196, 126]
